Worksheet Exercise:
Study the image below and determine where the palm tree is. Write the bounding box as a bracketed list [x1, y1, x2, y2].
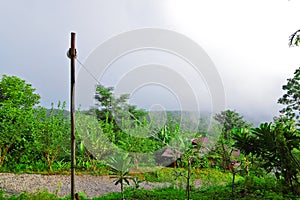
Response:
[108, 153, 132, 200]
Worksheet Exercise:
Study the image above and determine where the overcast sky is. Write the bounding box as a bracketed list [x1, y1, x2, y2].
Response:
[1, 0, 300, 123]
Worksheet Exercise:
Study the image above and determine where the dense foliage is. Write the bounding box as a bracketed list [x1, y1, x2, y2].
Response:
[233, 118, 300, 194]
[278, 67, 300, 125]
[0, 74, 299, 199]
[0, 75, 70, 172]
[0, 75, 41, 169]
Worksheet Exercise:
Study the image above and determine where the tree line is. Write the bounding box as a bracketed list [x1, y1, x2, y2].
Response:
[0, 66, 299, 194]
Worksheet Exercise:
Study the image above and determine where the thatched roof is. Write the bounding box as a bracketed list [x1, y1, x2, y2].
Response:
[161, 147, 181, 158]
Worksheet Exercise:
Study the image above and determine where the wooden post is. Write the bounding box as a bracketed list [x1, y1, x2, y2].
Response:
[69, 32, 77, 200]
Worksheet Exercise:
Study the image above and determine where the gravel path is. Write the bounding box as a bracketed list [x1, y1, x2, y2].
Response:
[0, 173, 171, 198]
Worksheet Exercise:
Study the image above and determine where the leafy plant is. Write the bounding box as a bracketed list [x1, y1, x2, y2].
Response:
[108, 153, 132, 200]
[214, 110, 251, 171]
[235, 119, 300, 194]
[174, 144, 200, 200]
[131, 176, 144, 190]
[75, 111, 114, 170]
[0, 75, 40, 167]
[34, 102, 70, 172]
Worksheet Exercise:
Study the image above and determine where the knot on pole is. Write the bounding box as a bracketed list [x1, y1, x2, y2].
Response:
[67, 48, 77, 59]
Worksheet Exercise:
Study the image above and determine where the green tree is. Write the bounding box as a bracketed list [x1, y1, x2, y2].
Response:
[93, 85, 162, 168]
[214, 110, 250, 140]
[0, 75, 40, 167]
[94, 84, 147, 123]
[0, 75, 40, 109]
[278, 67, 300, 125]
[35, 102, 70, 172]
[214, 110, 251, 171]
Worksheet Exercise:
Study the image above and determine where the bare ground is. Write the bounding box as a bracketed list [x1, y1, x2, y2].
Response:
[0, 173, 173, 198]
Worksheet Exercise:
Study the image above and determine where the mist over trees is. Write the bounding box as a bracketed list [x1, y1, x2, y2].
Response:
[0, 67, 299, 198]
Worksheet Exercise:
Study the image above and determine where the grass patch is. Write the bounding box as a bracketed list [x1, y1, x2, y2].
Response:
[140, 167, 238, 185]
[91, 177, 299, 200]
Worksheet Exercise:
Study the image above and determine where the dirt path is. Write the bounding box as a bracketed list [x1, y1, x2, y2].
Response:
[0, 173, 173, 198]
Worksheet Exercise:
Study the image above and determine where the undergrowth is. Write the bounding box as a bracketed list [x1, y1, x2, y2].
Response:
[0, 175, 298, 200]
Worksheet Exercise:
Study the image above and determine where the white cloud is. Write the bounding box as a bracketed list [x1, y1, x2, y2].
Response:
[0, 0, 299, 123]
